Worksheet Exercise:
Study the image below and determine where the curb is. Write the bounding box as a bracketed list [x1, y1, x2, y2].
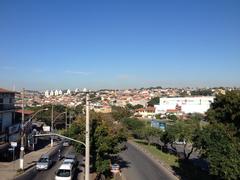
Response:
[129, 140, 180, 180]
[14, 142, 63, 180]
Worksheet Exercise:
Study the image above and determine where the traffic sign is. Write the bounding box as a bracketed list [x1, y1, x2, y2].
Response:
[20, 147, 24, 151]
[11, 142, 17, 147]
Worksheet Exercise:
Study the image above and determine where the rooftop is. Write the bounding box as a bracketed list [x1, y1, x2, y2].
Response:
[0, 88, 15, 93]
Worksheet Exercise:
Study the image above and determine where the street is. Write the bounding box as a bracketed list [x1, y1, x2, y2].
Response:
[120, 142, 177, 180]
[33, 146, 83, 180]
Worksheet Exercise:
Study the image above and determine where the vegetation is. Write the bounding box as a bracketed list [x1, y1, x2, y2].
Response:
[191, 89, 213, 96]
[26, 104, 71, 126]
[147, 97, 160, 106]
[161, 119, 199, 160]
[111, 106, 132, 121]
[135, 140, 179, 167]
[64, 112, 127, 179]
[192, 91, 240, 179]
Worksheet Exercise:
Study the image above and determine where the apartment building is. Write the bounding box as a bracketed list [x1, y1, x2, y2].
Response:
[0, 88, 17, 158]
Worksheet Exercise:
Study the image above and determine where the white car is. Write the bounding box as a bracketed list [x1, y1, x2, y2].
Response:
[55, 163, 75, 180]
[36, 154, 53, 170]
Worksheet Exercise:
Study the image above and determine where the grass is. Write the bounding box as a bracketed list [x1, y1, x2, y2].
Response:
[134, 139, 212, 180]
[134, 139, 179, 168]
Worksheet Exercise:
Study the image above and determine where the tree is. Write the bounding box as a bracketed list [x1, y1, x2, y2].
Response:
[65, 112, 127, 179]
[141, 126, 162, 145]
[193, 123, 240, 180]
[207, 90, 240, 129]
[148, 97, 160, 106]
[133, 104, 144, 109]
[161, 119, 199, 159]
[111, 106, 132, 121]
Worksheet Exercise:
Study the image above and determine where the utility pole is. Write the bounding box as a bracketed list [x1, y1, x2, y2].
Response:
[65, 109, 68, 129]
[51, 105, 54, 147]
[20, 88, 25, 170]
[85, 93, 90, 180]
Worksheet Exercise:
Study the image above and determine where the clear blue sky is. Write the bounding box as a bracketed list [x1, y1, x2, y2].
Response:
[0, 0, 240, 90]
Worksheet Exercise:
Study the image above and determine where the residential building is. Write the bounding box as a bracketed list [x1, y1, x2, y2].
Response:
[0, 88, 16, 159]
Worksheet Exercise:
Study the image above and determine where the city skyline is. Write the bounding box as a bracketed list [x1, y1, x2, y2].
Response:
[1, 0, 240, 90]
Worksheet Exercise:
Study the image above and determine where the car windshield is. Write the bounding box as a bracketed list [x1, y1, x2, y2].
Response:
[56, 169, 71, 177]
[38, 158, 48, 163]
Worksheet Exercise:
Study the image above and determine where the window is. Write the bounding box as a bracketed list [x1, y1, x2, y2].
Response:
[0, 98, 3, 110]
[0, 114, 2, 131]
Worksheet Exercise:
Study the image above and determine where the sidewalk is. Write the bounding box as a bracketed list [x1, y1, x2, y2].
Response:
[0, 143, 57, 180]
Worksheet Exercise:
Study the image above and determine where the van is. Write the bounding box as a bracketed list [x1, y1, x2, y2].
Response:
[55, 163, 75, 180]
[36, 154, 53, 170]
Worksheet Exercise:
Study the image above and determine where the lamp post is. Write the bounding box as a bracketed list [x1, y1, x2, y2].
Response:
[51, 110, 67, 147]
[19, 88, 48, 170]
[85, 93, 90, 180]
[20, 88, 25, 170]
[84, 91, 100, 180]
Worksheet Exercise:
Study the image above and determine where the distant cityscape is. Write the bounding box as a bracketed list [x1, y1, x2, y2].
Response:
[13, 86, 237, 116]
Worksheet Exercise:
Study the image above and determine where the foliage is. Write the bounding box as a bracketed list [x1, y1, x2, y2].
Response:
[111, 106, 133, 121]
[192, 91, 240, 179]
[140, 126, 163, 145]
[193, 123, 240, 180]
[148, 97, 160, 106]
[167, 114, 178, 121]
[161, 119, 199, 159]
[207, 90, 240, 129]
[27, 104, 68, 126]
[133, 104, 144, 109]
[65, 112, 127, 178]
[191, 89, 213, 96]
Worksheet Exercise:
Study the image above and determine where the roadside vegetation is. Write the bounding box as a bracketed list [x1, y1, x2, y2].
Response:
[120, 90, 240, 180]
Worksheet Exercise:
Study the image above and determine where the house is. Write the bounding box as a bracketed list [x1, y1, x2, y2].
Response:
[135, 106, 155, 118]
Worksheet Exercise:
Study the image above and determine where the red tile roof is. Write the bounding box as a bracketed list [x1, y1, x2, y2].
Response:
[0, 88, 15, 93]
[15, 109, 34, 115]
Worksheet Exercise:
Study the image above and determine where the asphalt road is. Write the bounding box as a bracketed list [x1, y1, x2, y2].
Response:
[33, 146, 83, 180]
[120, 142, 177, 180]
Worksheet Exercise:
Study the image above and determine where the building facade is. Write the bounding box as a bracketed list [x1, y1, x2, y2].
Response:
[155, 96, 215, 114]
[0, 88, 18, 159]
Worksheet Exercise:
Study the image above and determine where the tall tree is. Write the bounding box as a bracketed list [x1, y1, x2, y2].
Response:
[193, 123, 240, 180]
[207, 90, 240, 129]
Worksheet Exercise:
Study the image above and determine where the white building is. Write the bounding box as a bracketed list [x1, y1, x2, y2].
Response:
[54, 90, 59, 96]
[59, 90, 63, 95]
[45, 90, 49, 97]
[155, 96, 215, 114]
[50, 90, 54, 96]
[66, 89, 71, 95]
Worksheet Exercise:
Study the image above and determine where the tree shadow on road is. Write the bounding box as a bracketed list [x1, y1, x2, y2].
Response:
[114, 156, 131, 170]
[171, 158, 215, 180]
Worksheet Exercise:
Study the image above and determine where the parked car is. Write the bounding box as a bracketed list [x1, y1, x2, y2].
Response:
[55, 163, 75, 180]
[62, 158, 75, 166]
[111, 163, 120, 173]
[63, 140, 70, 147]
[36, 154, 53, 170]
[64, 154, 78, 166]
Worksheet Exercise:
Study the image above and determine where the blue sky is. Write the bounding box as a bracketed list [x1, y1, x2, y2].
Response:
[0, 0, 240, 90]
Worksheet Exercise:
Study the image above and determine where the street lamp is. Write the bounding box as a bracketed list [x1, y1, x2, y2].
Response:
[51, 110, 67, 147]
[29, 108, 49, 122]
[19, 88, 49, 170]
[85, 93, 90, 180]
